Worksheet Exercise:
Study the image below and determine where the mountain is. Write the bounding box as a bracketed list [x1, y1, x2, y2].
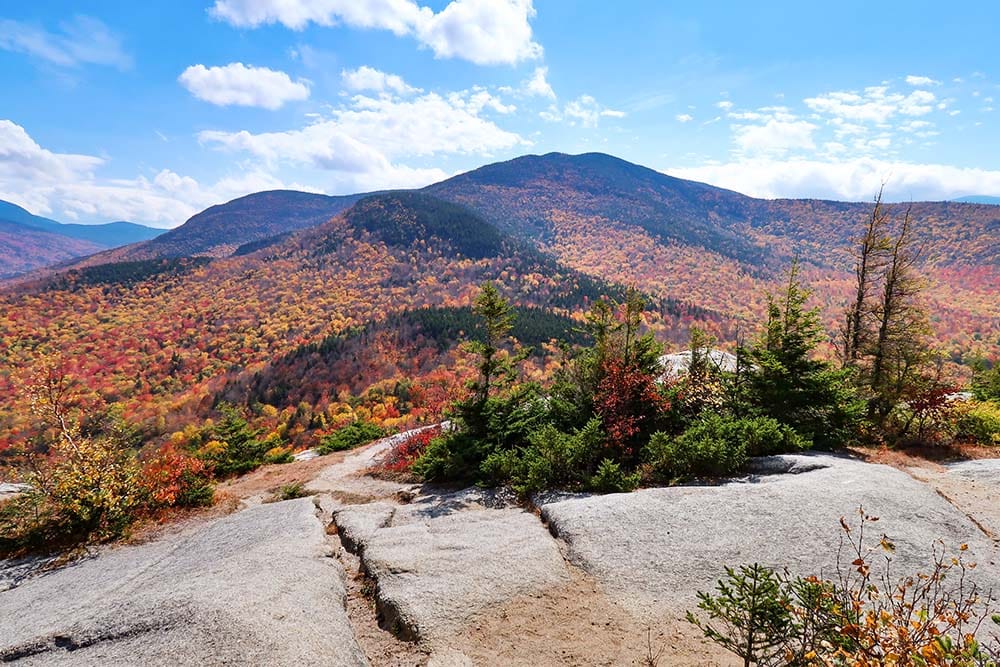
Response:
[954, 195, 1000, 205]
[0, 200, 162, 246]
[0, 200, 164, 277]
[77, 190, 370, 265]
[2, 191, 717, 448]
[425, 152, 772, 267]
[420, 153, 999, 359]
[0, 220, 104, 278]
[19, 152, 999, 362]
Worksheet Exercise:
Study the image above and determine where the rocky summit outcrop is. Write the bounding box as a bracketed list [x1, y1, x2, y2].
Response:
[0, 498, 368, 666]
[334, 488, 570, 642]
[2, 440, 998, 666]
[539, 453, 1000, 622]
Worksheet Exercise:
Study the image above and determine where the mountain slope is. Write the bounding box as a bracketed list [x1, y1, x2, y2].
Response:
[953, 195, 1000, 205]
[419, 153, 999, 360]
[425, 152, 772, 267]
[0, 220, 104, 278]
[0, 200, 162, 246]
[2, 192, 713, 448]
[100, 190, 369, 262]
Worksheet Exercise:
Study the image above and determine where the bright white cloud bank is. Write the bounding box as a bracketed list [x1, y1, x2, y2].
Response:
[198, 73, 526, 191]
[668, 158, 1000, 202]
[209, 0, 542, 65]
[0, 120, 302, 226]
[179, 63, 311, 109]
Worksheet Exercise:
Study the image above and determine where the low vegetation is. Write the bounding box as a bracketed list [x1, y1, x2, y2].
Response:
[406, 197, 999, 495]
[688, 509, 1000, 666]
[317, 419, 386, 454]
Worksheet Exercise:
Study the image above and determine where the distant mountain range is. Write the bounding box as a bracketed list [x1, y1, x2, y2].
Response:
[953, 195, 1000, 205]
[2, 155, 998, 448]
[0, 200, 163, 278]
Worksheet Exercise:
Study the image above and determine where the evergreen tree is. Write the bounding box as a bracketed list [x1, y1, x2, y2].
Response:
[209, 403, 269, 476]
[750, 260, 862, 448]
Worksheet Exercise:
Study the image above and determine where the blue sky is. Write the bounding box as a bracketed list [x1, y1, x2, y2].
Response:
[2, 1, 998, 227]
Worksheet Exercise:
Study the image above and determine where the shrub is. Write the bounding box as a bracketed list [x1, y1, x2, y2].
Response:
[1, 412, 148, 555]
[142, 444, 215, 509]
[480, 419, 604, 495]
[589, 458, 641, 493]
[953, 400, 1000, 445]
[318, 420, 386, 454]
[263, 445, 295, 464]
[277, 482, 309, 500]
[373, 426, 442, 474]
[201, 404, 270, 477]
[646, 414, 808, 482]
[689, 508, 1000, 666]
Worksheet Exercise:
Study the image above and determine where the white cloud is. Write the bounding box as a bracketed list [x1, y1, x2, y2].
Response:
[210, 0, 542, 66]
[905, 75, 941, 87]
[541, 95, 625, 127]
[805, 86, 937, 124]
[179, 63, 310, 110]
[668, 157, 1000, 202]
[523, 66, 555, 98]
[197, 86, 524, 189]
[675, 113, 694, 123]
[0, 120, 311, 227]
[341, 65, 420, 95]
[716, 100, 734, 111]
[734, 119, 817, 155]
[0, 15, 131, 70]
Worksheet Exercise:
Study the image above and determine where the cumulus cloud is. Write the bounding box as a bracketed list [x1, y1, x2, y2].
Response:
[540, 95, 625, 127]
[179, 63, 311, 110]
[676, 113, 693, 123]
[197, 83, 525, 190]
[905, 75, 941, 87]
[522, 66, 555, 98]
[341, 66, 420, 95]
[0, 15, 131, 70]
[667, 157, 1000, 202]
[209, 0, 542, 66]
[805, 86, 937, 124]
[0, 120, 309, 226]
[734, 119, 817, 155]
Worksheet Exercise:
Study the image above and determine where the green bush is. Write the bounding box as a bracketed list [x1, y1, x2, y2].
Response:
[953, 400, 1000, 445]
[263, 445, 295, 464]
[175, 471, 215, 507]
[277, 482, 309, 500]
[318, 420, 386, 454]
[203, 404, 270, 477]
[480, 419, 604, 495]
[411, 430, 481, 482]
[589, 458, 641, 493]
[646, 414, 808, 482]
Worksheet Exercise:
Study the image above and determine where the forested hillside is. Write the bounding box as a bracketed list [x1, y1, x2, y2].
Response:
[0, 192, 715, 450]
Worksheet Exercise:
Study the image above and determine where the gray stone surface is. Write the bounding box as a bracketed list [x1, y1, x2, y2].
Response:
[335, 490, 569, 641]
[947, 458, 1000, 485]
[0, 499, 368, 666]
[0, 482, 31, 498]
[540, 454, 1000, 621]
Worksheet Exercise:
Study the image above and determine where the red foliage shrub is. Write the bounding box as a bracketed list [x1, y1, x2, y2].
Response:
[141, 445, 214, 508]
[594, 359, 668, 458]
[375, 426, 443, 473]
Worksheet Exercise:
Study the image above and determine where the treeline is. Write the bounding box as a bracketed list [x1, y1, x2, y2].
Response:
[43, 257, 212, 291]
[393, 195, 1000, 493]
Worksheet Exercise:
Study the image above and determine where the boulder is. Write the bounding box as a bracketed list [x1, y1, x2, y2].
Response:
[0, 499, 368, 666]
[540, 454, 1000, 622]
[334, 489, 569, 641]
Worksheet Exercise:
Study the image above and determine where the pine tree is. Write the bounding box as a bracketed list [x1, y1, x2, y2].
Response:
[751, 260, 861, 447]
